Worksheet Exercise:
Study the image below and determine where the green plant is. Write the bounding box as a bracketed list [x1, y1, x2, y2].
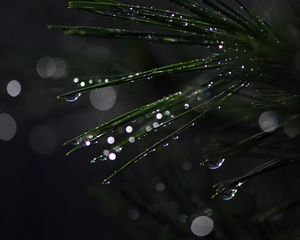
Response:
[50, 0, 300, 201]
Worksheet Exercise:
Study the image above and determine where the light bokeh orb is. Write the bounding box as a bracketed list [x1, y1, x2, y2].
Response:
[7, 80, 21, 97]
[89, 87, 117, 111]
[258, 111, 279, 133]
[128, 209, 139, 220]
[191, 216, 214, 237]
[155, 182, 166, 192]
[36, 57, 67, 79]
[0, 113, 17, 141]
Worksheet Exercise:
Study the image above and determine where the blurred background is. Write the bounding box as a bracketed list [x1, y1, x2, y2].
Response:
[1, 0, 299, 240]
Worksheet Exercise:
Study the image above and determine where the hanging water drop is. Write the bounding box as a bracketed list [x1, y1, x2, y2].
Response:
[207, 158, 225, 170]
[102, 179, 111, 185]
[64, 93, 81, 102]
[173, 135, 179, 140]
[222, 189, 238, 201]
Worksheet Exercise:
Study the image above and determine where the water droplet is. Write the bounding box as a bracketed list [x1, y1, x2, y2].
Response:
[125, 126, 133, 133]
[73, 77, 79, 83]
[163, 143, 169, 147]
[107, 136, 115, 144]
[146, 126, 152, 132]
[80, 82, 86, 87]
[85, 140, 91, 147]
[156, 113, 163, 120]
[71, 138, 81, 146]
[109, 153, 117, 160]
[164, 110, 171, 116]
[96, 155, 107, 161]
[207, 158, 225, 170]
[114, 146, 123, 153]
[102, 179, 111, 185]
[153, 122, 159, 128]
[184, 103, 190, 109]
[129, 137, 136, 143]
[222, 189, 238, 201]
[90, 159, 96, 164]
[103, 149, 110, 156]
[64, 93, 81, 102]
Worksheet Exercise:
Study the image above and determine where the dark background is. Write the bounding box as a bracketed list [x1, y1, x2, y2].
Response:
[1, 1, 298, 240]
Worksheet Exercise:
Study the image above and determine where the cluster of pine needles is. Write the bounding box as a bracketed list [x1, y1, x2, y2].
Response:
[50, 0, 300, 202]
